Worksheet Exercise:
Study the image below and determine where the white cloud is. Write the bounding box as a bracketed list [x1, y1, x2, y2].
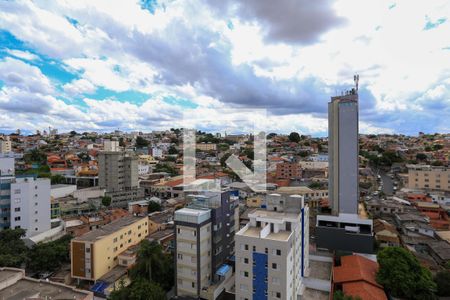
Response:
[63, 78, 96, 96]
[5, 49, 40, 61]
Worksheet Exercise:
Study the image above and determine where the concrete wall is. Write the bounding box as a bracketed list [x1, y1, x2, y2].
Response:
[315, 227, 374, 254]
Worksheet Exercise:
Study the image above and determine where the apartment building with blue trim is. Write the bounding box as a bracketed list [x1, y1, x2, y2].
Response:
[235, 194, 309, 300]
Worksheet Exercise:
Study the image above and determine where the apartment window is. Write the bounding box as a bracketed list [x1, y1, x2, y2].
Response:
[265, 248, 268, 254]
[14, 216, 20, 221]
[35, 228, 38, 231]
[14, 189, 20, 194]
[14, 207, 20, 212]
[177, 253, 183, 260]
[193, 230, 197, 237]
[272, 263, 277, 269]
[245, 244, 249, 250]
[113, 237, 117, 243]
[192, 282, 195, 288]
[244, 258, 249, 264]
[276, 249, 281, 256]
[252, 246, 256, 251]
[177, 228, 181, 234]
[276, 292, 281, 298]
[244, 271, 249, 277]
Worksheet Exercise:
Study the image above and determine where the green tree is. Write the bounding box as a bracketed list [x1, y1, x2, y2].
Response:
[267, 133, 277, 139]
[376, 247, 436, 300]
[288, 132, 301, 143]
[130, 240, 174, 291]
[416, 153, 427, 161]
[148, 201, 161, 213]
[218, 143, 230, 151]
[435, 270, 450, 296]
[168, 145, 178, 155]
[51, 174, 65, 184]
[333, 290, 361, 300]
[431, 160, 443, 166]
[27, 235, 72, 273]
[109, 278, 165, 300]
[432, 144, 443, 151]
[0, 229, 28, 267]
[308, 182, 324, 189]
[102, 196, 112, 207]
[135, 136, 149, 148]
[220, 153, 232, 167]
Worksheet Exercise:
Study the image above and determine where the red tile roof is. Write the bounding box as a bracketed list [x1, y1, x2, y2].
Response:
[333, 255, 387, 300]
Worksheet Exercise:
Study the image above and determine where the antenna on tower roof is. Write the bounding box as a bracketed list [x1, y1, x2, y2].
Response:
[354, 74, 359, 93]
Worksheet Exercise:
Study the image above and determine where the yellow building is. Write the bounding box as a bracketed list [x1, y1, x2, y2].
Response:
[196, 143, 217, 151]
[407, 164, 450, 191]
[71, 216, 148, 281]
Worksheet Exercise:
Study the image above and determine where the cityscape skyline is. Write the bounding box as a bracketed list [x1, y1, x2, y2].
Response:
[0, 1, 449, 136]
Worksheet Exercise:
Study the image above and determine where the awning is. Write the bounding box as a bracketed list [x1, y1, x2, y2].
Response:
[216, 264, 231, 277]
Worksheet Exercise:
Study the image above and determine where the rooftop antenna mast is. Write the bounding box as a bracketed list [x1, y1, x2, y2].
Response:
[354, 74, 359, 94]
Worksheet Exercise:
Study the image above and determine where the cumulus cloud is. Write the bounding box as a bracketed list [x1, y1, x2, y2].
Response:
[0, 0, 448, 135]
[0, 57, 53, 94]
[206, 0, 346, 44]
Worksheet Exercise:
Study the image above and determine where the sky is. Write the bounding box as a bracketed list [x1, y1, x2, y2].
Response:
[0, 0, 449, 136]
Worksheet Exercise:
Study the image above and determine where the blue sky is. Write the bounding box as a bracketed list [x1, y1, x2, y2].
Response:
[0, 0, 449, 135]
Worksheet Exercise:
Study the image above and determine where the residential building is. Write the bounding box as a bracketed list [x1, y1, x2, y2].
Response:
[0, 156, 14, 230]
[197, 143, 217, 151]
[0, 136, 12, 153]
[0, 267, 93, 300]
[174, 190, 238, 299]
[276, 162, 301, 180]
[234, 195, 309, 300]
[373, 219, 400, 248]
[103, 139, 120, 152]
[316, 77, 374, 253]
[332, 255, 387, 300]
[10, 177, 51, 237]
[98, 151, 138, 192]
[174, 207, 212, 297]
[98, 151, 143, 206]
[71, 216, 148, 281]
[407, 164, 450, 191]
[152, 147, 163, 158]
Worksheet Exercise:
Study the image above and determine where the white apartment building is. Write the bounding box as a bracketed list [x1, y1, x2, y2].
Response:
[0, 157, 15, 230]
[0, 137, 12, 154]
[174, 208, 212, 297]
[103, 139, 120, 152]
[235, 195, 309, 300]
[152, 147, 163, 158]
[10, 177, 51, 237]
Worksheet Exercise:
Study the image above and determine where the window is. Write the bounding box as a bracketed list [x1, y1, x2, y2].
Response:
[193, 230, 197, 237]
[265, 248, 268, 254]
[244, 258, 249, 264]
[192, 282, 195, 288]
[245, 244, 249, 250]
[244, 271, 249, 277]
[113, 237, 117, 242]
[177, 228, 181, 234]
[253, 245, 256, 251]
[14, 207, 20, 212]
[177, 253, 183, 260]
[276, 292, 281, 298]
[272, 263, 277, 269]
[14, 216, 20, 221]
[276, 249, 281, 256]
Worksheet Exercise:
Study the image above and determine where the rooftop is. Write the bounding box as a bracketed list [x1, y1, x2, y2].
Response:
[0, 268, 91, 300]
[73, 215, 145, 242]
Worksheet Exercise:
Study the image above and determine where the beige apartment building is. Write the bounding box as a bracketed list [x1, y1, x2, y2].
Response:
[71, 216, 148, 281]
[196, 143, 217, 151]
[407, 164, 450, 192]
[0, 136, 12, 153]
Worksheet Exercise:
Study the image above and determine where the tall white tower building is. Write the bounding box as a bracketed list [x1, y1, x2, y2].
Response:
[316, 75, 374, 253]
